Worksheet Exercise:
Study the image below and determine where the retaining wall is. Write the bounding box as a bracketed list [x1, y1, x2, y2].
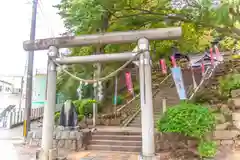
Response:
[27, 127, 91, 159]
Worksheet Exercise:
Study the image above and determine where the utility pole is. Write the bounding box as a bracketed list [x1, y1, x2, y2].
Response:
[23, 0, 38, 139]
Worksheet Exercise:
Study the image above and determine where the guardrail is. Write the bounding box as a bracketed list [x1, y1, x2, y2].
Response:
[123, 64, 219, 127]
[118, 73, 172, 113]
[1, 104, 63, 129]
[188, 64, 220, 100]
[122, 73, 173, 127]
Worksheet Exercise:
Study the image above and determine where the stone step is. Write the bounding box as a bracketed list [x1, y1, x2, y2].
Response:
[87, 144, 141, 152]
[156, 96, 179, 99]
[128, 119, 159, 125]
[128, 123, 159, 128]
[133, 114, 161, 119]
[93, 131, 141, 136]
[129, 121, 159, 126]
[92, 135, 141, 141]
[90, 139, 142, 146]
[130, 119, 160, 124]
[130, 117, 160, 121]
[128, 123, 141, 127]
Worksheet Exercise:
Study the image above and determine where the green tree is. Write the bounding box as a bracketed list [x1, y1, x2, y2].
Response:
[115, 0, 240, 39]
[55, 0, 237, 99]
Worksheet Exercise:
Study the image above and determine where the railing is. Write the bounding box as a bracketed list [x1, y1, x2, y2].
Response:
[121, 84, 167, 127]
[1, 104, 63, 129]
[188, 64, 220, 101]
[120, 60, 224, 127]
[0, 105, 16, 119]
[99, 73, 172, 125]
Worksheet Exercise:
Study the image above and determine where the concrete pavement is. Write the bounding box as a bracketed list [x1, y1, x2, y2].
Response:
[0, 140, 19, 160]
[0, 121, 40, 160]
[1, 122, 240, 160]
[0, 121, 40, 139]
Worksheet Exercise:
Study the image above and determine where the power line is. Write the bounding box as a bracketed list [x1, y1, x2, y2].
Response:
[37, 0, 55, 37]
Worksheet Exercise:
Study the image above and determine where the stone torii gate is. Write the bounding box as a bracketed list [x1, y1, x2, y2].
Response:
[23, 27, 182, 160]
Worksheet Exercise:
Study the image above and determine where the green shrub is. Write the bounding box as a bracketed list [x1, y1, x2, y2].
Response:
[78, 114, 84, 121]
[73, 99, 99, 116]
[54, 112, 60, 123]
[157, 102, 217, 158]
[197, 141, 217, 158]
[219, 74, 240, 97]
[134, 85, 140, 94]
[157, 102, 215, 139]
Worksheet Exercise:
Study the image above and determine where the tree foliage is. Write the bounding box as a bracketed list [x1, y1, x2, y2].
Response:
[55, 0, 240, 99]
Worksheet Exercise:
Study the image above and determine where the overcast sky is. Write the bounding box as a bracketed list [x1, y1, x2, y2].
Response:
[0, 0, 65, 76]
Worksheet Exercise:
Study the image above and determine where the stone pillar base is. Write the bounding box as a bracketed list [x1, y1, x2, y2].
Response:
[138, 154, 160, 160]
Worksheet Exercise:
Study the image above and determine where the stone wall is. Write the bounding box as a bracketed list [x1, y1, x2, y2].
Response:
[27, 127, 91, 158]
[212, 89, 240, 147]
[155, 89, 240, 152]
[155, 133, 195, 152]
[155, 129, 240, 152]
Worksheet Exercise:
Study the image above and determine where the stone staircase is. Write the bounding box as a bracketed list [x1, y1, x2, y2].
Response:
[87, 65, 199, 152]
[87, 72, 179, 152]
[87, 72, 198, 152]
[87, 85, 185, 152]
[87, 86, 182, 152]
[87, 130, 142, 152]
[128, 87, 179, 127]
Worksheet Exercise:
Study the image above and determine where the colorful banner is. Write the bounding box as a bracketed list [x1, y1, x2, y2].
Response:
[160, 59, 167, 74]
[209, 48, 214, 65]
[171, 56, 177, 67]
[201, 60, 205, 75]
[125, 72, 134, 95]
[171, 67, 187, 100]
[214, 46, 222, 61]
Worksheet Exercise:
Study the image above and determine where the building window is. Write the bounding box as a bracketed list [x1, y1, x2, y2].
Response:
[5, 87, 10, 92]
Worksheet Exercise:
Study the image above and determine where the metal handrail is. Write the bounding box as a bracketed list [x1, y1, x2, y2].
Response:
[122, 88, 161, 127]
[100, 73, 172, 119]
[122, 73, 173, 127]
[116, 73, 172, 113]
[188, 64, 219, 100]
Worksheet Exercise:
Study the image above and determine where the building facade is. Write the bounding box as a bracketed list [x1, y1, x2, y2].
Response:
[0, 80, 13, 94]
[32, 74, 47, 108]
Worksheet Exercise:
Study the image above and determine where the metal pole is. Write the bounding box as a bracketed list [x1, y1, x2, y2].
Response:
[40, 46, 58, 160]
[114, 75, 118, 109]
[23, 0, 38, 137]
[138, 38, 155, 159]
